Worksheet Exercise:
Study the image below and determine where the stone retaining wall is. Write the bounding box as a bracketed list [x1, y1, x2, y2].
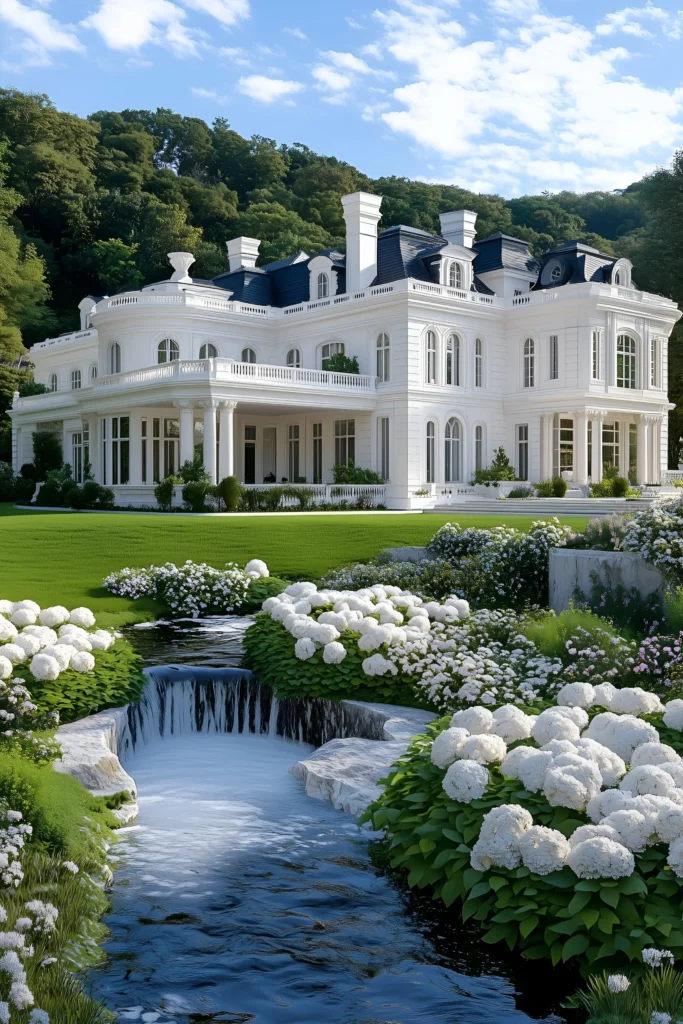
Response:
[549, 548, 664, 613]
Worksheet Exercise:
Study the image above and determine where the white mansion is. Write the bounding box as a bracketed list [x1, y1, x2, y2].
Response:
[10, 191, 681, 509]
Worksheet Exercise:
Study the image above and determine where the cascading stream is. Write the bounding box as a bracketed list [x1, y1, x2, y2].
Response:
[85, 617, 570, 1023]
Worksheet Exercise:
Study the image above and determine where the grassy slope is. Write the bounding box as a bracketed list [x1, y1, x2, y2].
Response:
[0, 508, 588, 625]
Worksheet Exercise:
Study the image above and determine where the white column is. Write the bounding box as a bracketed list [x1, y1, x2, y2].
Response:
[178, 403, 195, 467]
[618, 419, 630, 479]
[591, 414, 604, 483]
[542, 414, 554, 479]
[203, 401, 218, 484]
[574, 411, 588, 485]
[127, 413, 142, 485]
[649, 416, 661, 484]
[636, 415, 649, 486]
[218, 401, 236, 481]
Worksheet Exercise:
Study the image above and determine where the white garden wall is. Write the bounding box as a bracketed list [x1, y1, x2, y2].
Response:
[549, 548, 664, 613]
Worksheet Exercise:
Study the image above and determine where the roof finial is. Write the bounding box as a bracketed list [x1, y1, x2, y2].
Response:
[168, 252, 195, 283]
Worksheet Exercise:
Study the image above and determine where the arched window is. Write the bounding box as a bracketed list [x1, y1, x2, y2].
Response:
[158, 338, 179, 364]
[286, 348, 301, 368]
[474, 338, 483, 388]
[550, 263, 562, 283]
[321, 342, 344, 368]
[70, 369, 81, 390]
[376, 332, 390, 382]
[425, 331, 437, 384]
[89, 364, 98, 384]
[524, 338, 535, 388]
[108, 343, 121, 375]
[446, 334, 460, 386]
[241, 347, 256, 364]
[317, 272, 329, 300]
[614, 270, 621, 286]
[445, 418, 462, 482]
[617, 334, 637, 389]
[426, 421, 436, 483]
[448, 261, 462, 290]
[48, 373, 58, 393]
[475, 425, 484, 472]
[199, 342, 217, 360]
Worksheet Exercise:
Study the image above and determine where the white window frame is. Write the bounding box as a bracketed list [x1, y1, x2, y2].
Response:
[616, 333, 637, 389]
[70, 368, 81, 390]
[376, 332, 390, 383]
[650, 337, 660, 388]
[199, 342, 217, 360]
[425, 331, 437, 384]
[334, 419, 355, 466]
[517, 424, 529, 480]
[288, 424, 300, 481]
[447, 261, 463, 290]
[446, 334, 460, 386]
[89, 364, 98, 384]
[426, 421, 436, 483]
[549, 335, 559, 380]
[474, 338, 483, 388]
[321, 342, 344, 368]
[108, 342, 121, 375]
[445, 417, 462, 482]
[241, 347, 257, 364]
[158, 338, 179, 364]
[313, 422, 322, 483]
[474, 424, 484, 472]
[286, 348, 301, 368]
[48, 373, 58, 392]
[378, 416, 390, 481]
[592, 330, 602, 381]
[523, 338, 535, 389]
[317, 272, 329, 300]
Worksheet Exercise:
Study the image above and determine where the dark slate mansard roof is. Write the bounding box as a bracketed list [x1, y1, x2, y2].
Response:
[533, 240, 619, 290]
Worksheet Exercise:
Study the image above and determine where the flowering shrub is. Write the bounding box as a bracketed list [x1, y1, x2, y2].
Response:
[364, 683, 683, 969]
[103, 559, 283, 617]
[569, 948, 683, 1021]
[427, 519, 574, 607]
[319, 558, 463, 601]
[621, 497, 683, 586]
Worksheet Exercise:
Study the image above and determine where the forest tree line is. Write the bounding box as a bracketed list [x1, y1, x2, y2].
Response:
[0, 88, 682, 463]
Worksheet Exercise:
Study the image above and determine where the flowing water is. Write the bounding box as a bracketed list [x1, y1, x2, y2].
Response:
[88, 618, 571, 1023]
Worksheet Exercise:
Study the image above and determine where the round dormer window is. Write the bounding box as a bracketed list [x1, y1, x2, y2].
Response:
[550, 263, 561, 282]
[541, 259, 564, 286]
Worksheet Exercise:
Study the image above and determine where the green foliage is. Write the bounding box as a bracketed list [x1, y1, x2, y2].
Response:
[569, 964, 683, 1021]
[69, 480, 115, 509]
[613, 476, 629, 498]
[181, 480, 213, 512]
[242, 614, 424, 706]
[216, 474, 242, 511]
[572, 573, 664, 638]
[320, 556, 463, 600]
[13, 474, 35, 502]
[553, 476, 568, 497]
[507, 486, 534, 498]
[239, 484, 285, 511]
[0, 459, 14, 500]
[472, 447, 516, 483]
[322, 352, 360, 374]
[90, 237, 143, 293]
[332, 461, 383, 484]
[154, 475, 177, 511]
[535, 480, 555, 497]
[32, 429, 62, 479]
[24, 637, 146, 723]
[520, 608, 619, 662]
[178, 453, 210, 483]
[283, 484, 316, 508]
[364, 718, 683, 973]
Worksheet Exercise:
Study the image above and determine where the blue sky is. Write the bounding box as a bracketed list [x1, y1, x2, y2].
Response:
[1, 0, 682, 196]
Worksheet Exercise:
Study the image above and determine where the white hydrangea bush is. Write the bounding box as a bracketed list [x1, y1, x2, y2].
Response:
[367, 681, 683, 967]
[103, 559, 271, 617]
[621, 496, 683, 584]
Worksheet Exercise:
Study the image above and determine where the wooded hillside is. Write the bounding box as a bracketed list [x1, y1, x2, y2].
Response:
[0, 88, 681, 462]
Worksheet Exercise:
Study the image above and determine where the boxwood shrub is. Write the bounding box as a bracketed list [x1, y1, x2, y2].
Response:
[363, 716, 683, 973]
[242, 614, 427, 707]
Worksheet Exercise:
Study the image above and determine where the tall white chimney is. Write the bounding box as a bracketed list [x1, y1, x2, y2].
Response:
[226, 236, 261, 273]
[439, 210, 478, 248]
[341, 191, 383, 293]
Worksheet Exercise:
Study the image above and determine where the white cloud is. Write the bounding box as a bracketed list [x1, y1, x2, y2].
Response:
[313, 65, 352, 91]
[360, 41, 382, 58]
[82, 0, 201, 54]
[218, 44, 250, 65]
[283, 25, 306, 39]
[191, 85, 227, 101]
[237, 74, 304, 103]
[0, 0, 83, 53]
[595, 3, 682, 38]
[346, 17, 362, 29]
[183, 0, 248, 26]
[320, 49, 374, 74]
[489, 0, 539, 17]
[370, 0, 683, 194]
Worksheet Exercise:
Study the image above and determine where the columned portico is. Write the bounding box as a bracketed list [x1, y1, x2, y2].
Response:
[589, 411, 605, 485]
[177, 402, 195, 466]
[202, 400, 219, 484]
[637, 415, 649, 486]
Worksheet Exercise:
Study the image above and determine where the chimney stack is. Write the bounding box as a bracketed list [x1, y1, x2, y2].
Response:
[439, 210, 478, 249]
[226, 237, 261, 273]
[341, 191, 383, 293]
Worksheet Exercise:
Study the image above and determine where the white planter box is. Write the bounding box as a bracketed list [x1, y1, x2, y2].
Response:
[549, 548, 664, 613]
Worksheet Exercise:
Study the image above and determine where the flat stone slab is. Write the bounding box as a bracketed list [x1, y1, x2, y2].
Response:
[290, 737, 409, 816]
[55, 707, 138, 803]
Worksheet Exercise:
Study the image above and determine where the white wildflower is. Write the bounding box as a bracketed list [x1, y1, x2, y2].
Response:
[566, 836, 635, 878]
[430, 728, 470, 768]
[518, 826, 569, 875]
[607, 975, 630, 993]
[442, 759, 489, 802]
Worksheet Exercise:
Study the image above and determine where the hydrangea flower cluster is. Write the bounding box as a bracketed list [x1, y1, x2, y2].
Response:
[103, 558, 268, 617]
[261, 582, 471, 675]
[621, 496, 683, 584]
[428, 681, 683, 880]
[0, 601, 114, 690]
[427, 518, 574, 607]
[0, 810, 55, 1022]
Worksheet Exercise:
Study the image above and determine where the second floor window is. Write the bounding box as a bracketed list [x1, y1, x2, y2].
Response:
[448, 261, 462, 289]
[317, 273, 329, 299]
[524, 338, 535, 388]
[549, 335, 558, 380]
[109, 342, 121, 375]
[475, 338, 483, 387]
[592, 330, 601, 380]
[617, 334, 637, 389]
[71, 368, 81, 390]
[321, 342, 344, 369]
[446, 334, 460, 386]
[425, 331, 437, 384]
[241, 347, 256, 364]
[199, 343, 217, 359]
[286, 348, 301, 368]
[376, 332, 390, 382]
[48, 373, 57, 392]
[650, 337, 660, 387]
[158, 338, 179, 363]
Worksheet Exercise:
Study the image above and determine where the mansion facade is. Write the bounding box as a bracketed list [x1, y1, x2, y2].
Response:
[10, 191, 681, 508]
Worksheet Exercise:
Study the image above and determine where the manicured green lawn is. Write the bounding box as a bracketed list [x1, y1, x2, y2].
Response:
[0, 508, 589, 626]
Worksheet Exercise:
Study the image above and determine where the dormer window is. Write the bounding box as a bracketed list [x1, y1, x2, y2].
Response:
[317, 273, 329, 300]
[614, 271, 621, 286]
[448, 261, 462, 290]
[611, 259, 632, 288]
[550, 264, 561, 283]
